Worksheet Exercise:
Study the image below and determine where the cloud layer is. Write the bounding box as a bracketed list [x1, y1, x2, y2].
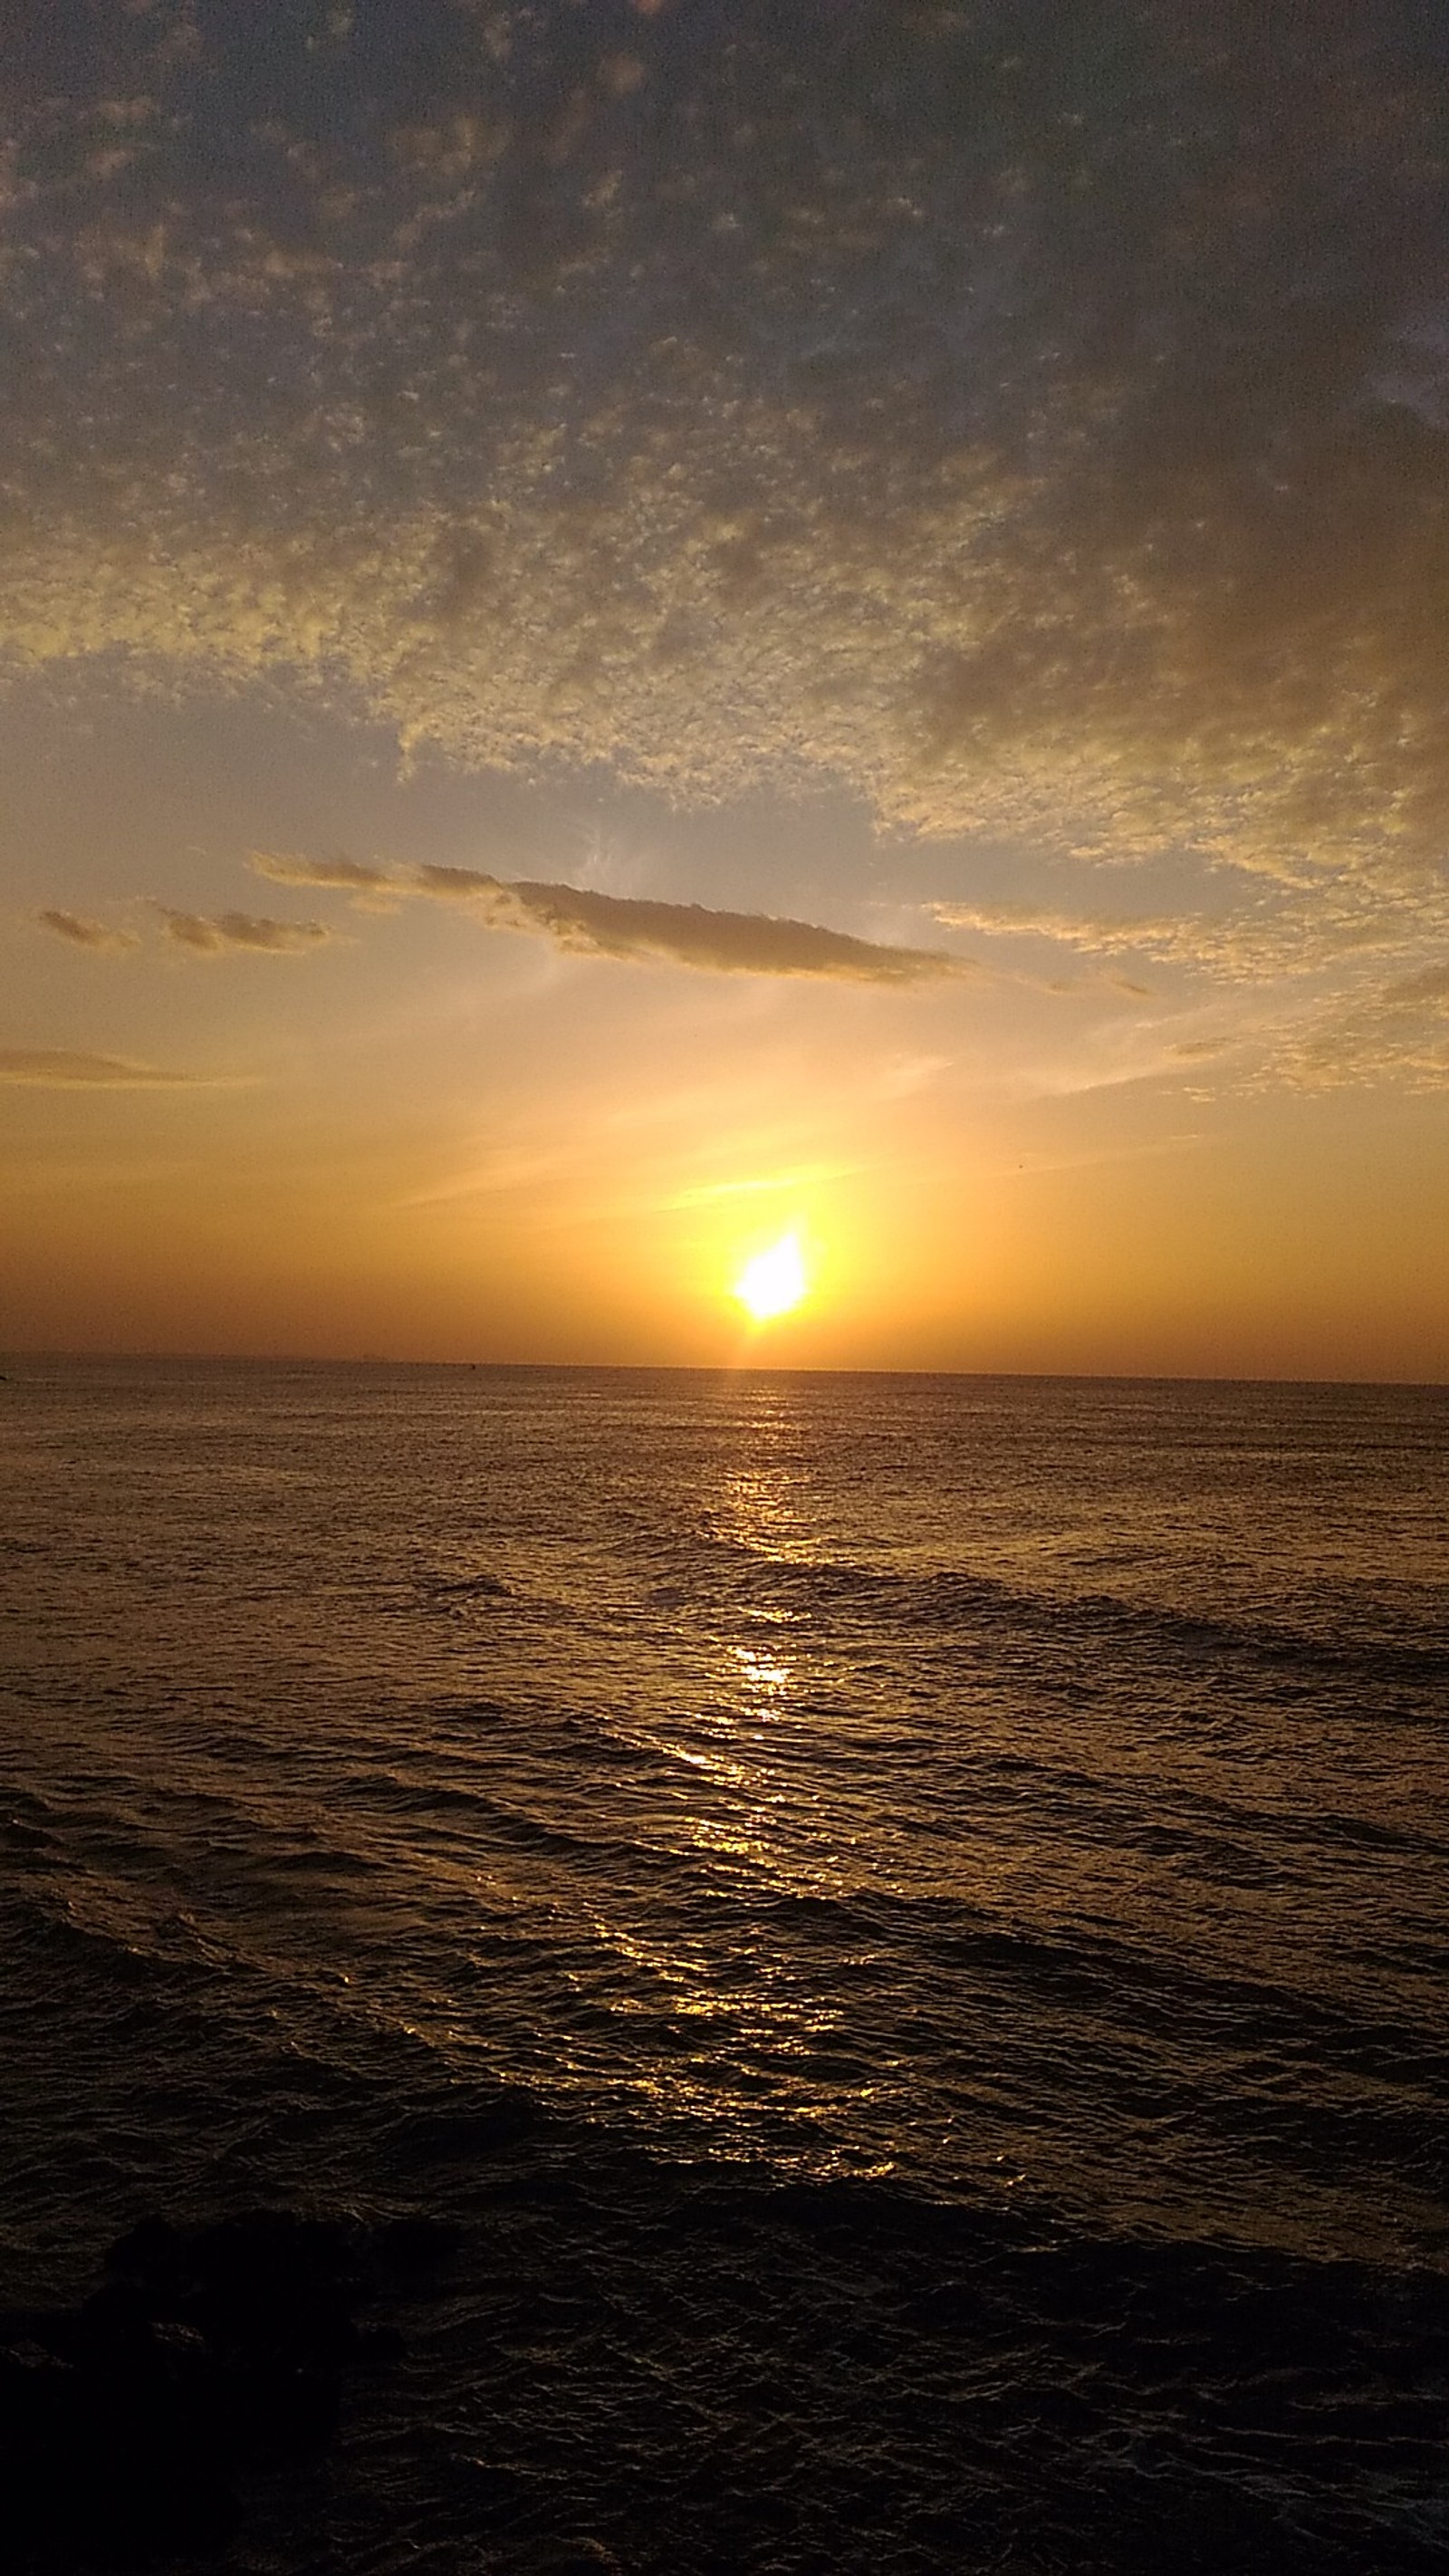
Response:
[2, 2, 1447, 1076]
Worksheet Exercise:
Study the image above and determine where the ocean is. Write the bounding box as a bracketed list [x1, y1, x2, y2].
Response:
[2, 1359, 1446, 2571]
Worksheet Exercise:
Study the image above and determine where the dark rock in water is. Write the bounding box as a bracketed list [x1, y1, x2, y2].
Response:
[0, 2209, 456, 2568]
[371, 2214, 465, 2275]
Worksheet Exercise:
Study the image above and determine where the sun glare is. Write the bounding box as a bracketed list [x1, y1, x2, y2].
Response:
[733, 1231, 809, 1324]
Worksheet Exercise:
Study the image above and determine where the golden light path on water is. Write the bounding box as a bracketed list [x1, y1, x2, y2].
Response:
[561, 1383, 898, 2171]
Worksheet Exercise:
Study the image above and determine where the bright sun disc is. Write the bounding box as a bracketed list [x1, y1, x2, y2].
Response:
[733, 1232, 809, 1323]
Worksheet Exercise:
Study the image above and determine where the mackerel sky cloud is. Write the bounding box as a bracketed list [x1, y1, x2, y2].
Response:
[3, 1, 1446, 924]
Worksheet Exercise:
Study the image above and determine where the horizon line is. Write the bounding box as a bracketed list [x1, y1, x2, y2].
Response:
[4, 1350, 1444, 1393]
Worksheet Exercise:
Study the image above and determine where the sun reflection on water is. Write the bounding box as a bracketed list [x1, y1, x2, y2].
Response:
[488, 1375, 913, 2178]
[732, 1641, 792, 1698]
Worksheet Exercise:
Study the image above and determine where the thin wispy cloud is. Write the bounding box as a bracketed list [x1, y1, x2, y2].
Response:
[932, 889, 1449, 983]
[931, 883, 1449, 1071]
[1281, 960, 1449, 1090]
[0, 1048, 197, 1088]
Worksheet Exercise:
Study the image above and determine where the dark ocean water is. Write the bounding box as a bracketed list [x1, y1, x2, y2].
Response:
[2, 1359, 1446, 2571]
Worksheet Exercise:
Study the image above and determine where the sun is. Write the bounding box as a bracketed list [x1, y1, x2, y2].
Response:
[732, 1231, 810, 1323]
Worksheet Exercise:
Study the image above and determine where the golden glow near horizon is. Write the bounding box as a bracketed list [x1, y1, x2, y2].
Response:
[733, 1233, 810, 1325]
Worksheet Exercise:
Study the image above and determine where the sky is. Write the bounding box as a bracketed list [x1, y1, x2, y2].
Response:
[2, 0, 1446, 1377]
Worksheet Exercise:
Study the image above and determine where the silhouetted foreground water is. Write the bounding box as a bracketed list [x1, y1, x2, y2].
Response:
[2, 1361, 1445, 2569]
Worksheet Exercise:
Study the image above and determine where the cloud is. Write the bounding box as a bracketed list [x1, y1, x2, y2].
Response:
[0, 1048, 196, 1087]
[34, 895, 337, 958]
[34, 908, 139, 954]
[41, 860, 960, 985]
[249, 851, 392, 894]
[411, 867, 966, 982]
[154, 908, 331, 955]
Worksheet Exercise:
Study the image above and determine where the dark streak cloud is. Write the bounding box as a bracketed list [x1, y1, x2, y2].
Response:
[412, 867, 966, 982]
[1383, 962, 1449, 1011]
[49, 859, 957, 982]
[155, 908, 331, 956]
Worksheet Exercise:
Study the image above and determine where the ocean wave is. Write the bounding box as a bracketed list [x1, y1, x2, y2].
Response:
[685, 1520, 1449, 1694]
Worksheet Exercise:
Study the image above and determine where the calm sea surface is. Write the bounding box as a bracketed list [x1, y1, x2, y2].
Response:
[2, 1360, 1446, 2571]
